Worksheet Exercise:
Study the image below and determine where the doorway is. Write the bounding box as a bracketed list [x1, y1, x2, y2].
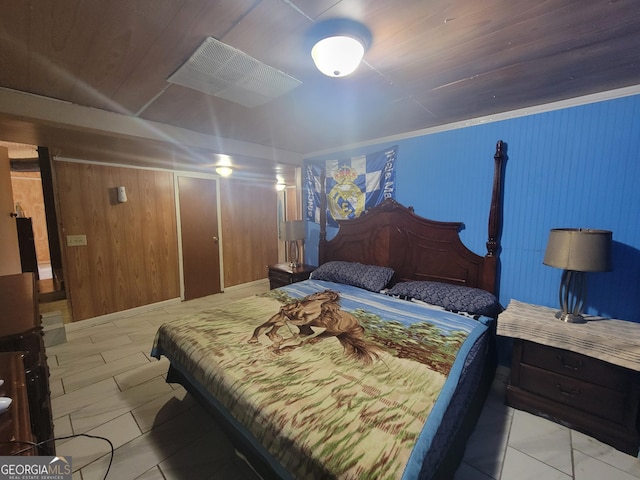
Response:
[2, 141, 71, 321]
[177, 175, 222, 300]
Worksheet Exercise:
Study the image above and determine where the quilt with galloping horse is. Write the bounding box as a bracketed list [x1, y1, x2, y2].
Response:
[151, 279, 494, 479]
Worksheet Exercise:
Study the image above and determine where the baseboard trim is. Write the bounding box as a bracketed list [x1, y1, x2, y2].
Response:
[64, 279, 270, 332]
[65, 298, 182, 332]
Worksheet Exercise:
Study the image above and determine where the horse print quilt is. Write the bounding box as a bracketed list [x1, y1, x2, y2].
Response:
[151, 279, 494, 479]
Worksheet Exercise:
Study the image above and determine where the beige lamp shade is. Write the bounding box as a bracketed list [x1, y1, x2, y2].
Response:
[280, 220, 305, 242]
[543, 228, 612, 272]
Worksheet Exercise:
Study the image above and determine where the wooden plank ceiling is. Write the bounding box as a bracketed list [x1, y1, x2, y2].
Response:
[0, 0, 639, 173]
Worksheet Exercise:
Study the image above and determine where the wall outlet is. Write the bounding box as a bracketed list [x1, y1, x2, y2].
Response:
[67, 234, 87, 247]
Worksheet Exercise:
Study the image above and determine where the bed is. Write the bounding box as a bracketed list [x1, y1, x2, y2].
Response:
[152, 140, 506, 479]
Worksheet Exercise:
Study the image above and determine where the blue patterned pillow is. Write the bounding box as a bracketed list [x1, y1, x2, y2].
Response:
[386, 281, 501, 318]
[310, 261, 394, 292]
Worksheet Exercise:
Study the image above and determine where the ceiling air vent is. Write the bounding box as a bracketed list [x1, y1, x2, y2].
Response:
[167, 37, 302, 108]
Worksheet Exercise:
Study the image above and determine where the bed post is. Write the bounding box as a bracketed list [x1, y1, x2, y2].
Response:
[484, 140, 506, 293]
[318, 168, 327, 265]
[487, 140, 505, 257]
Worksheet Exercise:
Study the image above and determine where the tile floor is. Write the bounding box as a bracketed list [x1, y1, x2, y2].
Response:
[46, 280, 640, 480]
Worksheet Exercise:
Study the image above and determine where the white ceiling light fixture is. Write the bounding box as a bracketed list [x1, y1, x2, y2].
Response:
[309, 19, 372, 78]
[216, 166, 233, 177]
[215, 154, 233, 177]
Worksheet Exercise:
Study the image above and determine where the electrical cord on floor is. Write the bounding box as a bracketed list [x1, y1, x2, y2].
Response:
[1, 433, 114, 480]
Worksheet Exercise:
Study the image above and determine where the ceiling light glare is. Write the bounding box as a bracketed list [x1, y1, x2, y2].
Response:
[216, 166, 233, 177]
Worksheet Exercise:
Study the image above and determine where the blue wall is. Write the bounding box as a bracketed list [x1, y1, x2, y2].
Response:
[305, 93, 640, 322]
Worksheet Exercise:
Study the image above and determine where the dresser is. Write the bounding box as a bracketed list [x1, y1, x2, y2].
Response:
[498, 300, 640, 456]
[267, 263, 316, 289]
[0, 273, 55, 455]
[0, 352, 34, 455]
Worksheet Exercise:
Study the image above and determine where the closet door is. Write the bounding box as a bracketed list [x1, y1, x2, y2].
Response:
[178, 176, 221, 300]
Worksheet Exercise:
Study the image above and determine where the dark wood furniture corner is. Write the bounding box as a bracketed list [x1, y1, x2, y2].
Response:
[0, 273, 55, 456]
[268, 263, 316, 290]
[0, 352, 34, 455]
[499, 301, 640, 456]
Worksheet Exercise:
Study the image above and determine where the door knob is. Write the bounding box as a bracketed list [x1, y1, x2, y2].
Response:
[213, 236, 219, 243]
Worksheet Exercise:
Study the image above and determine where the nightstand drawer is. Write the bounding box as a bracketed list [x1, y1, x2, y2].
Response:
[521, 342, 629, 391]
[269, 269, 295, 286]
[519, 364, 627, 424]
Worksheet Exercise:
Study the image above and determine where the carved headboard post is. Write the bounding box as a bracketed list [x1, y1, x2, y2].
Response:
[487, 140, 505, 257]
[483, 140, 506, 293]
[318, 168, 328, 265]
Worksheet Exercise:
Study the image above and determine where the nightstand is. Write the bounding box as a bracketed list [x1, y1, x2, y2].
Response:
[498, 300, 640, 456]
[268, 263, 316, 290]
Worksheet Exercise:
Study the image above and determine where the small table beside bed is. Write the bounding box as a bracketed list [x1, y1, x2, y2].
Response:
[152, 141, 506, 479]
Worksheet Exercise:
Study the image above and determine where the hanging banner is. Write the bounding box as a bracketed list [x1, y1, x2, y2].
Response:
[306, 145, 397, 226]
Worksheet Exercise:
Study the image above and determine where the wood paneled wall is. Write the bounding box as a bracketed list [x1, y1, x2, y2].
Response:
[220, 179, 278, 287]
[54, 161, 180, 321]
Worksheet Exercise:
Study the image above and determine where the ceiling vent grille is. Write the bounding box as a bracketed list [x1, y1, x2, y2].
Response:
[167, 37, 302, 108]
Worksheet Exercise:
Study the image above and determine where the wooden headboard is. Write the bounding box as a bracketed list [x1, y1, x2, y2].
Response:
[318, 140, 506, 294]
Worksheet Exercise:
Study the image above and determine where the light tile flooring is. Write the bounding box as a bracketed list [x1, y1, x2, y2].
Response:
[46, 281, 640, 480]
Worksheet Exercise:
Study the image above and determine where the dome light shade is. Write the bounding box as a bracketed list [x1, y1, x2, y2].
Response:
[312, 35, 365, 77]
[307, 19, 371, 78]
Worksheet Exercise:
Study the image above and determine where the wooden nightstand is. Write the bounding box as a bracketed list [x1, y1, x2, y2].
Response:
[268, 263, 316, 290]
[498, 300, 640, 456]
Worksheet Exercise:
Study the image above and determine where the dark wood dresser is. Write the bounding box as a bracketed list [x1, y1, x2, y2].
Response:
[498, 300, 640, 456]
[0, 273, 55, 455]
[0, 352, 35, 455]
[268, 263, 316, 289]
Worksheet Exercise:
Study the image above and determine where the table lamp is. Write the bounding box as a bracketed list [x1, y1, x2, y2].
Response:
[280, 220, 305, 268]
[543, 228, 612, 323]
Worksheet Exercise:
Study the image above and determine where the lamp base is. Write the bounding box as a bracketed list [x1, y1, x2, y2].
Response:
[554, 269, 588, 324]
[288, 240, 300, 269]
[555, 311, 587, 324]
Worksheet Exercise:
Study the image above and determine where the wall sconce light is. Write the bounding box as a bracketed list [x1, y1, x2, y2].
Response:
[280, 220, 305, 268]
[117, 186, 127, 203]
[309, 19, 372, 77]
[543, 228, 612, 323]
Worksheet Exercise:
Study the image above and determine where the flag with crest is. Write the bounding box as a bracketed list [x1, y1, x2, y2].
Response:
[306, 146, 397, 226]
